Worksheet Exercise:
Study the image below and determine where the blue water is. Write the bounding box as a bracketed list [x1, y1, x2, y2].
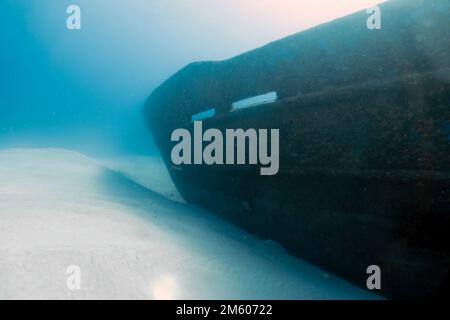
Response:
[1, 0, 388, 156]
[1, 0, 285, 156]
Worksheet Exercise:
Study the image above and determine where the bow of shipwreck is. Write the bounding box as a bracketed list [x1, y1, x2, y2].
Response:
[144, 0, 450, 299]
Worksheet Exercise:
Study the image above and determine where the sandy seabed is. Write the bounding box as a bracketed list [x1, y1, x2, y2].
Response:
[0, 148, 379, 300]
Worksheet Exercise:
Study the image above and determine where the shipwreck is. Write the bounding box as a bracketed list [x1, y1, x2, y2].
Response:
[144, 0, 450, 299]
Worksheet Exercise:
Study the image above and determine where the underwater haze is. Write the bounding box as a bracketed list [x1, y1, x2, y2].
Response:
[0, 0, 385, 155]
[0, 0, 386, 299]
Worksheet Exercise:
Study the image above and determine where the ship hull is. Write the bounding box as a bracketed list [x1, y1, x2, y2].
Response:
[144, 0, 450, 298]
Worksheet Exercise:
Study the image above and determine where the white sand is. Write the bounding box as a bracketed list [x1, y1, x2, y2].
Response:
[0, 148, 379, 300]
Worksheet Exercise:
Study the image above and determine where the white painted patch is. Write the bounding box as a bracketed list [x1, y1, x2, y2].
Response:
[232, 92, 278, 111]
